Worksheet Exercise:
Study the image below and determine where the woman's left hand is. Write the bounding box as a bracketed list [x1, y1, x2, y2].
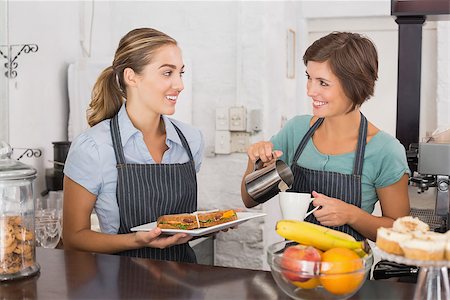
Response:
[311, 191, 357, 227]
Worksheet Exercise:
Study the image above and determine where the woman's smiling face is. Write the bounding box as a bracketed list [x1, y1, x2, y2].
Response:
[134, 44, 185, 116]
[306, 60, 353, 118]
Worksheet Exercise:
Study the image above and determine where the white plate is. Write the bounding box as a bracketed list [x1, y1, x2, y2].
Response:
[130, 212, 267, 236]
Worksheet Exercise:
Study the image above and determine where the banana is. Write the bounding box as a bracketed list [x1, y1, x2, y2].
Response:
[299, 220, 357, 242]
[276, 220, 364, 251]
[353, 248, 368, 258]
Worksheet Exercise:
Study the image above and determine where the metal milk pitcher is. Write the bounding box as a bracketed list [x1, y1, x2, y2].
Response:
[244, 159, 294, 204]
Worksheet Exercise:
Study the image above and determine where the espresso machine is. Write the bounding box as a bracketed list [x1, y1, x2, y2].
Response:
[373, 142, 450, 281]
[415, 142, 450, 232]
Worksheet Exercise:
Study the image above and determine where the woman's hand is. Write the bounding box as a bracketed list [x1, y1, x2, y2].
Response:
[242, 141, 283, 208]
[135, 228, 192, 249]
[311, 191, 358, 227]
[246, 141, 283, 164]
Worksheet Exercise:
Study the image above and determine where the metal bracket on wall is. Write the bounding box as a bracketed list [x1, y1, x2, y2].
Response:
[13, 148, 42, 161]
[0, 44, 38, 78]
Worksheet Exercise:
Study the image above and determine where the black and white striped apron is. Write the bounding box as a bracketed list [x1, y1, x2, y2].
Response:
[110, 115, 197, 262]
[290, 113, 368, 241]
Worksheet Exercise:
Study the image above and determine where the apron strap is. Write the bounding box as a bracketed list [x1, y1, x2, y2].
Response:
[292, 113, 368, 176]
[292, 117, 324, 163]
[111, 115, 126, 165]
[110, 115, 195, 165]
[353, 113, 368, 176]
[171, 121, 195, 162]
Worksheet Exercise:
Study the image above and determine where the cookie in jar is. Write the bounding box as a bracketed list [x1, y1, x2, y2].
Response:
[1, 216, 35, 276]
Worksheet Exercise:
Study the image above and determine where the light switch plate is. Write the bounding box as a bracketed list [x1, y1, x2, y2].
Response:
[229, 106, 246, 131]
[215, 107, 229, 130]
[215, 130, 231, 154]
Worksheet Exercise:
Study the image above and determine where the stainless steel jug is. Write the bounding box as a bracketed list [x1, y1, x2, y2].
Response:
[244, 159, 294, 204]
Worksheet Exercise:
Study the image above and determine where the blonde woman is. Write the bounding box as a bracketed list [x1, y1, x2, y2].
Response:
[63, 28, 204, 262]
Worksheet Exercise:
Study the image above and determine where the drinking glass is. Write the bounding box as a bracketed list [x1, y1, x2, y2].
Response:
[35, 191, 63, 248]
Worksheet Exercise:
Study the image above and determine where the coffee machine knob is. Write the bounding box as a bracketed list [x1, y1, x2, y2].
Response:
[437, 179, 448, 192]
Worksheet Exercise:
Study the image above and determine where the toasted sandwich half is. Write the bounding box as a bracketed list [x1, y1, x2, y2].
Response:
[156, 214, 199, 230]
[197, 209, 238, 228]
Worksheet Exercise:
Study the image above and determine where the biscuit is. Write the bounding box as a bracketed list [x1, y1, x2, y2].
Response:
[0, 216, 35, 274]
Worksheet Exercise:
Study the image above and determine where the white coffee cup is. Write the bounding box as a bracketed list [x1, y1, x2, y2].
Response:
[279, 192, 313, 221]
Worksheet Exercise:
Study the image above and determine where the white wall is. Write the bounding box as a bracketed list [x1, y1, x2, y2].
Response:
[0, 1, 8, 143]
[437, 21, 450, 130]
[301, 0, 390, 18]
[8, 2, 79, 191]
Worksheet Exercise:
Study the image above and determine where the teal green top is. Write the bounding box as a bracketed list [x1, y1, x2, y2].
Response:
[271, 115, 410, 214]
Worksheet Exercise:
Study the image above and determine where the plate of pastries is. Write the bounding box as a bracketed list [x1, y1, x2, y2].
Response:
[375, 216, 450, 267]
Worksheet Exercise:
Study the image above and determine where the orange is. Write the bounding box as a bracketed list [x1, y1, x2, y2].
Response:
[292, 277, 320, 289]
[319, 248, 365, 295]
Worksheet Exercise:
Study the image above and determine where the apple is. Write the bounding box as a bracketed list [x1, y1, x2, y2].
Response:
[280, 244, 322, 282]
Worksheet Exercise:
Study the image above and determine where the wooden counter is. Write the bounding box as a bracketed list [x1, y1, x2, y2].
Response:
[0, 248, 415, 299]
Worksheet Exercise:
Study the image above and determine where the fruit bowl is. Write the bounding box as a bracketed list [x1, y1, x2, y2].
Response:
[267, 241, 373, 300]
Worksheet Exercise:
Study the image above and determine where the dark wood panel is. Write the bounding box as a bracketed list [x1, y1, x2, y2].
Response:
[392, 0, 450, 16]
[395, 16, 425, 153]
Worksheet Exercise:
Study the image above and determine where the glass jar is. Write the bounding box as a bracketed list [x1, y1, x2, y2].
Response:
[0, 141, 40, 281]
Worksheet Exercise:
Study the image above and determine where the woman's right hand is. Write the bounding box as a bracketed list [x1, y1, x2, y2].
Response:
[247, 141, 283, 164]
[135, 228, 192, 249]
[241, 141, 283, 208]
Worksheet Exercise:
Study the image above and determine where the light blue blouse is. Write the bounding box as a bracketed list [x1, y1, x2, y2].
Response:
[64, 104, 204, 234]
[271, 115, 410, 214]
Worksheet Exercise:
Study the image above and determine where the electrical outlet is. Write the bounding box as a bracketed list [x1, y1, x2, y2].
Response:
[215, 107, 229, 130]
[229, 106, 247, 131]
[230, 132, 250, 153]
[215, 130, 231, 154]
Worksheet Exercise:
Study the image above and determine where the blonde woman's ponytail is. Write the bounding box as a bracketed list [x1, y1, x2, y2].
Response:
[87, 66, 125, 127]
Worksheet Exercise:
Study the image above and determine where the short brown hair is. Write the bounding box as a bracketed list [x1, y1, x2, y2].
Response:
[303, 32, 378, 111]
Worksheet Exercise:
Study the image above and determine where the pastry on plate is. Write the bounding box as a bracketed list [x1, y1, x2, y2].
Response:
[446, 230, 450, 261]
[376, 227, 411, 256]
[399, 231, 447, 261]
[393, 216, 429, 233]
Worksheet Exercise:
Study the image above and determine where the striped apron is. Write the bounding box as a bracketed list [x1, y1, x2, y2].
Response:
[290, 113, 368, 241]
[110, 115, 197, 262]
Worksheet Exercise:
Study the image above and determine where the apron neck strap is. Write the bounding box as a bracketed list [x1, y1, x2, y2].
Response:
[110, 115, 195, 164]
[292, 117, 324, 163]
[111, 114, 126, 165]
[292, 113, 368, 175]
[353, 112, 368, 175]
[171, 121, 194, 161]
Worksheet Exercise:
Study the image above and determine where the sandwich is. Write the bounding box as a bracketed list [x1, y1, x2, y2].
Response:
[156, 214, 199, 230]
[196, 209, 238, 228]
[156, 209, 238, 230]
